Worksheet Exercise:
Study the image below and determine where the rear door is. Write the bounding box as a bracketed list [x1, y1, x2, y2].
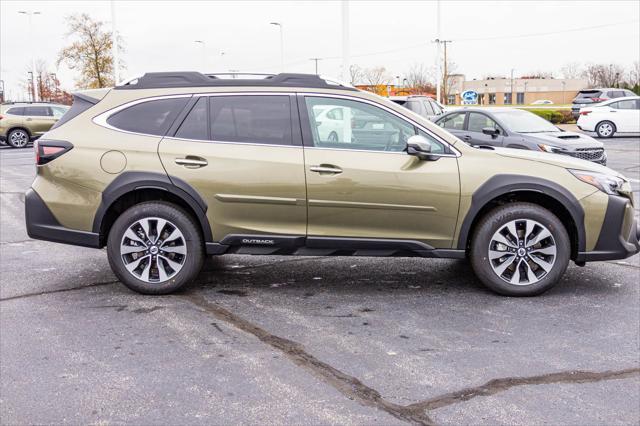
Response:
[609, 99, 640, 132]
[158, 94, 307, 242]
[23, 106, 56, 136]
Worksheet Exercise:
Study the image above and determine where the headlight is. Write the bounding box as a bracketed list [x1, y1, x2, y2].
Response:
[569, 169, 625, 195]
[538, 144, 565, 153]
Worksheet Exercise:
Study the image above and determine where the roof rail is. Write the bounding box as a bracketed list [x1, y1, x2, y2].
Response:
[114, 72, 358, 91]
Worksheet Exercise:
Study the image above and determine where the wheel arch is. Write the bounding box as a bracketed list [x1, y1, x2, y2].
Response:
[93, 171, 213, 247]
[457, 175, 585, 259]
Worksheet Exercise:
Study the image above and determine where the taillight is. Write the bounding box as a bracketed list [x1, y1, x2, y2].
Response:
[591, 97, 605, 102]
[35, 140, 73, 165]
[0, 114, 4, 120]
[580, 110, 592, 116]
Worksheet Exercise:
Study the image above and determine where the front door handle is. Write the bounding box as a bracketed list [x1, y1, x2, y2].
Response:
[175, 156, 208, 168]
[463, 135, 472, 141]
[310, 165, 343, 175]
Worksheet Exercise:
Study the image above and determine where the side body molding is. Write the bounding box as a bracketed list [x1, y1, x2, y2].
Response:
[92, 171, 213, 242]
[456, 174, 586, 252]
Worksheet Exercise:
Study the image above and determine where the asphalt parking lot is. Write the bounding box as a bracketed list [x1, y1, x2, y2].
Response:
[1, 136, 639, 425]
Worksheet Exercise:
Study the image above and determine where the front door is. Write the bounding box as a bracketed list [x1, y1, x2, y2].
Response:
[465, 112, 505, 146]
[23, 105, 57, 137]
[159, 94, 307, 241]
[300, 95, 460, 249]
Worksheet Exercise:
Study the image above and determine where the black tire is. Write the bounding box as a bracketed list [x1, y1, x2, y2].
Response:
[7, 128, 30, 148]
[469, 202, 570, 297]
[107, 201, 204, 295]
[596, 121, 616, 138]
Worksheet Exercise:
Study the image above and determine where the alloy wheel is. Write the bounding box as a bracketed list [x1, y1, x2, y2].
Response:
[9, 130, 28, 148]
[120, 217, 187, 283]
[488, 219, 557, 285]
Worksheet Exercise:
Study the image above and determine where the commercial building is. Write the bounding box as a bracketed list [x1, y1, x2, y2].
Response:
[446, 75, 588, 105]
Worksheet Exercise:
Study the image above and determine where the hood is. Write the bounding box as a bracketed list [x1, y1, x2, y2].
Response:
[521, 131, 603, 149]
[492, 147, 625, 178]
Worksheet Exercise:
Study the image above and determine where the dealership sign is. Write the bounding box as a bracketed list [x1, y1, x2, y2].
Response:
[461, 90, 478, 105]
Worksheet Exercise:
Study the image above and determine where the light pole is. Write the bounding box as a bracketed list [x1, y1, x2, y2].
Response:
[561, 80, 566, 104]
[270, 22, 284, 72]
[18, 10, 41, 102]
[524, 81, 528, 105]
[110, 0, 120, 84]
[194, 40, 206, 71]
[309, 58, 322, 74]
[510, 68, 515, 105]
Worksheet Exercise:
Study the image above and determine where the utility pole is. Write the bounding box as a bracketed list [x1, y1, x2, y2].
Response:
[341, 0, 350, 82]
[18, 10, 41, 102]
[435, 0, 441, 104]
[440, 40, 452, 104]
[110, 0, 120, 84]
[309, 58, 322, 74]
[270, 22, 284, 72]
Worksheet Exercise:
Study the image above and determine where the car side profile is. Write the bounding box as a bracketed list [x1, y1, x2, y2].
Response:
[25, 72, 639, 296]
[0, 102, 69, 148]
[577, 96, 640, 138]
[571, 88, 636, 119]
[434, 107, 607, 164]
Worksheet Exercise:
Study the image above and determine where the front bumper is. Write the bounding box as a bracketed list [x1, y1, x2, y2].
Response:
[25, 188, 100, 248]
[576, 195, 640, 262]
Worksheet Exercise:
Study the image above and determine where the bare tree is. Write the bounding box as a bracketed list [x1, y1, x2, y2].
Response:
[362, 66, 392, 87]
[441, 60, 458, 103]
[404, 63, 434, 93]
[582, 63, 624, 88]
[521, 71, 554, 79]
[349, 64, 364, 85]
[627, 61, 640, 89]
[560, 62, 583, 79]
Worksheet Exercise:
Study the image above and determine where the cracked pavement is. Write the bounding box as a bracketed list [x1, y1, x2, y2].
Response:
[1, 138, 639, 425]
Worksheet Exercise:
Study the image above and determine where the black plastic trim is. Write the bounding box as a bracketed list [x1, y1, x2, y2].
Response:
[457, 175, 586, 253]
[576, 195, 640, 262]
[92, 171, 213, 243]
[25, 189, 100, 248]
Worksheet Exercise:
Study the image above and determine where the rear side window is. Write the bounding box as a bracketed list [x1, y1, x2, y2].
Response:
[6, 107, 24, 115]
[422, 100, 435, 115]
[175, 97, 208, 140]
[407, 100, 424, 115]
[24, 106, 52, 116]
[107, 97, 189, 136]
[210, 95, 292, 145]
[609, 91, 625, 98]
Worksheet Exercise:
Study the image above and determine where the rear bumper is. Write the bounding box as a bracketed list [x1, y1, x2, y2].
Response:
[576, 195, 640, 262]
[25, 188, 100, 248]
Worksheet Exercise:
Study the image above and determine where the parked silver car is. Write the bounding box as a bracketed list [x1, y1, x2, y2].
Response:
[435, 107, 606, 164]
[389, 95, 445, 119]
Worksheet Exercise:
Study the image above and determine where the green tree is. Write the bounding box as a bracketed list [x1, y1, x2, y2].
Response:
[57, 13, 124, 88]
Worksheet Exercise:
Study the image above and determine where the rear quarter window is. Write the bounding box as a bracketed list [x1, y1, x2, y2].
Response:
[107, 97, 189, 136]
[5, 107, 24, 115]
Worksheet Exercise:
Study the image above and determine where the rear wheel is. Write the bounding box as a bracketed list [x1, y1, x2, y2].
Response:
[596, 121, 615, 138]
[470, 203, 570, 296]
[328, 131, 339, 142]
[107, 202, 204, 294]
[7, 129, 29, 148]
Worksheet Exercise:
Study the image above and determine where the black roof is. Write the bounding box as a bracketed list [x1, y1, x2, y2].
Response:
[115, 72, 357, 91]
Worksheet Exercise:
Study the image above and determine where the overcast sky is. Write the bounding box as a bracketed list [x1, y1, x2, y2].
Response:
[1, 0, 639, 98]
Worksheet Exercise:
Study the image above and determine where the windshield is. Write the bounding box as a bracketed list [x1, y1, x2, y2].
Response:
[492, 110, 557, 133]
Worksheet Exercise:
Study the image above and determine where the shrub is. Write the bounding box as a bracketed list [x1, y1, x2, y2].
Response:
[526, 108, 575, 124]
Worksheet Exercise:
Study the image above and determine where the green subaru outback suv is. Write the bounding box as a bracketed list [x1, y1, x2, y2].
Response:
[24, 72, 639, 296]
[0, 102, 69, 147]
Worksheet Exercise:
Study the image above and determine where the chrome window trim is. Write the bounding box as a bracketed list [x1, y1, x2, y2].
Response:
[92, 91, 461, 157]
[299, 92, 461, 157]
[92, 94, 193, 137]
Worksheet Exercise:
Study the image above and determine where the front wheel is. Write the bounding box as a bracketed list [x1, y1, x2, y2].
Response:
[107, 201, 204, 294]
[7, 129, 29, 148]
[596, 121, 615, 138]
[470, 203, 570, 296]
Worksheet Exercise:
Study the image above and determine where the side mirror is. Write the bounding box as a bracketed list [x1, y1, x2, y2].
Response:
[482, 127, 500, 138]
[406, 135, 436, 161]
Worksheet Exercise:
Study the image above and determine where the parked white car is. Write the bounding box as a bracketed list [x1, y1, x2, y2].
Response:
[531, 99, 554, 105]
[311, 105, 352, 142]
[577, 96, 640, 138]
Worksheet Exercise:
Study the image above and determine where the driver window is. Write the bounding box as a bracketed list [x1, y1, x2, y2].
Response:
[468, 112, 499, 133]
[305, 96, 445, 153]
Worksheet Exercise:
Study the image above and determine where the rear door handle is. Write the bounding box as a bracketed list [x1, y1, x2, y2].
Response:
[463, 135, 472, 141]
[175, 156, 208, 168]
[310, 165, 343, 174]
